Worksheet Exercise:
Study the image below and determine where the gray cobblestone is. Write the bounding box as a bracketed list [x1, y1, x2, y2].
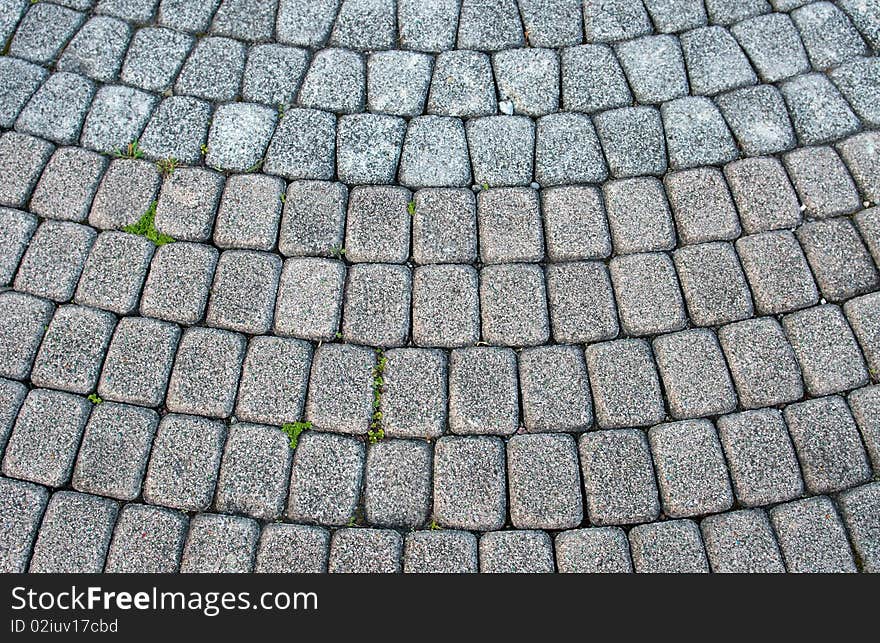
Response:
[328, 528, 402, 573]
[784, 146, 861, 219]
[412, 265, 480, 348]
[479, 263, 549, 347]
[560, 44, 632, 114]
[104, 504, 188, 573]
[336, 114, 406, 185]
[736, 231, 819, 315]
[274, 258, 345, 341]
[0, 292, 54, 381]
[644, 0, 706, 33]
[799, 218, 878, 303]
[265, 108, 336, 181]
[88, 159, 160, 231]
[365, 439, 432, 528]
[594, 106, 667, 178]
[15, 221, 96, 303]
[342, 263, 411, 347]
[541, 186, 610, 261]
[29, 147, 107, 224]
[16, 72, 95, 146]
[97, 0, 158, 22]
[845, 293, 880, 377]
[586, 339, 665, 429]
[791, 2, 866, 70]
[381, 348, 447, 439]
[140, 242, 218, 325]
[276, 0, 337, 48]
[154, 168, 222, 242]
[139, 96, 211, 165]
[403, 530, 478, 574]
[610, 252, 686, 336]
[0, 378, 27, 456]
[235, 336, 311, 427]
[662, 96, 738, 169]
[674, 242, 754, 326]
[120, 27, 193, 93]
[205, 103, 276, 172]
[0, 57, 46, 129]
[770, 497, 857, 573]
[367, 51, 432, 117]
[0, 478, 48, 573]
[723, 157, 801, 233]
[838, 132, 880, 203]
[0, 132, 54, 208]
[680, 26, 756, 96]
[582, 0, 652, 43]
[466, 116, 534, 187]
[175, 36, 245, 102]
[616, 35, 688, 104]
[829, 56, 880, 128]
[0, 209, 35, 287]
[398, 116, 471, 188]
[205, 250, 281, 334]
[478, 188, 543, 263]
[80, 85, 157, 155]
[412, 188, 477, 264]
[428, 51, 496, 118]
[546, 261, 619, 344]
[535, 114, 607, 186]
[75, 232, 154, 315]
[457, 0, 524, 51]
[305, 344, 374, 436]
[433, 435, 506, 530]
[508, 434, 582, 530]
[449, 347, 518, 435]
[732, 13, 809, 83]
[298, 48, 365, 114]
[705, 0, 769, 25]
[210, 0, 276, 42]
[493, 48, 559, 117]
[278, 181, 347, 258]
[9, 2, 84, 65]
[838, 483, 880, 573]
[602, 177, 676, 254]
[629, 520, 710, 573]
[243, 44, 308, 106]
[479, 530, 555, 573]
[519, 345, 592, 433]
[856, 208, 880, 268]
[701, 510, 785, 573]
[839, 0, 880, 50]
[781, 73, 860, 146]
[715, 85, 796, 156]
[848, 386, 880, 471]
[158, 0, 219, 33]
[330, 0, 396, 51]
[254, 523, 329, 573]
[180, 513, 258, 573]
[555, 527, 633, 573]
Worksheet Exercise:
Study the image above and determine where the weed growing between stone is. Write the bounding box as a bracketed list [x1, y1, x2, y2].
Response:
[281, 420, 311, 450]
[368, 349, 387, 444]
[123, 201, 175, 246]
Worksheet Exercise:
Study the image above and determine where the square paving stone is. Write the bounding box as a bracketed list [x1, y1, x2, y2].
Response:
[457, 0, 525, 51]
[839, 0, 880, 49]
[328, 528, 402, 573]
[158, 0, 219, 32]
[2, 389, 91, 487]
[180, 513, 259, 573]
[466, 116, 534, 187]
[701, 510, 785, 573]
[838, 132, 880, 203]
[412, 265, 480, 348]
[732, 13, 810, 83]
[0, 57, 47, 129]
[493, 48, 559, 117]
[29, 147, 107, 223]
[98, 317, 179, 408]
[507, 434, 583, 530]
[680, 26, 756, 96]
[560, 44, 632, 113]
[649, 420, 734, 518]
[154, 168, 223, 242]
[602, 177, 676, 254]
[365, 439, 432, 528]
[139, 96, 211, 165]
[477, 188, 544, 263]
[264, 109, 336, 181]
[716, 409, 804, 507]
[780, 73, 860, 146]
[367, 50, 433, 117]
[166, 327, 245, 418]
[336, 114, 406, 185]
[329, 0, 396, 51]
[479, 264, 549, 347]
[582, 0, 652, 43]
[736, 231, 819, 315]
[829, 56, 880, 128]
[143, 413, 226, 511]
[579, 429, 660, 526]
[847, 386, 880, 471]
[792, 1, 867, 70]
[175, 36, 246, 102]
[784, 146, 861, 219]
[205, 103, 276, 172]
[723, 157, 801, 233]
[15, 72, 95, 146]
[31, 305, 116, 395]
[72, 402, 158, 501]
[518, 0, 583, 48]
[254, 523, 330, 573]
[784, 396, 871, 494]
[403, 530, 478, 574]
[0, 478, 48, 573]
[0, 132, 54, 208]
[0, 208, 35, 287]
[80, 85, 157, 155]
[342, 263, 411, 347]
[449, 347, 519, 436]
[427, 50, 496, 118]
[278, 181, 347, 257]
[120, 27, 193, 93]
[88, 159, 160, 230]
[274, 258, 345, 341]
[345, 186, 412, 263]
[799, 218, 878, 302]
[205, 250, 281, 334]
[616, 35, 689, 104]
[398, 116, 472, 188]
[215, 423, 292, 520]
[845, 293, 880, 377]
[674, 242, 754, 326]
[297, 48, 365, 114]
[838, 483, 880, 573]
[653, 329, 737, 419]
[243, 43, 308, 107]
[0, 377, 27, 455]
[555, 527, 634, 573]
[28, 492, 117, 573]
[411, 188, 477, 264]
[535, 114, 608, 186]
[629, 520, 710, 573]
[610, 252, 686, 336]
[276, 0, 337, 47]
[0, 292, 54, 381]
[104, 504, 188, 573]
[519, 345, 592, 433]
[783, 305, 869, 396]
[662, 96, 738, 169]
[97, 0, 158, 22]
[139, 242, 218, 325]
[546, 261, 619, 344]
[287, 432, 365, 526]
[235, 337, 311, 427]
[15, 221, 95, 302]
[8, 2, 84, 64]
[433, 436, 506, 531]
[585, 339, 666, 429]
[716, 85, 796, 156]
[381, 349, 447, 439]
[305, 344, 374, 436]
[770, 497, 857, 573]
[210, 0, 276, 41]
[397, 0, 459, 51]
[479, 530, 555, 573]
[75, 232, 154, 315]
[718, 317, 804, 409]
[594, 106, 667, 178]
[541, 186, 610, 261]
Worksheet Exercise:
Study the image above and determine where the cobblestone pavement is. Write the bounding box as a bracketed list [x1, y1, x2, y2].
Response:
[0, 0, 879, 574]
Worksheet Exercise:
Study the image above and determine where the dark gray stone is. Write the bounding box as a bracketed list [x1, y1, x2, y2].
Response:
[780, 73, 860, 146]
[732, 13, 810, 83]
[610, 252, 686, 336]
[278, 181, 347, 258]
[205, 103, 277, 172]
[75, 231, 154, 315]
[328, 528, 402, 573]
[154, 168, 223, 242]
[304, 344, 374, 436]
[180, 513, 259, 573]
[206, 250, 281, 334]
[546, 261, 619, 344]
[403, 530, 478, 574]
[555, 527, 633, 573]
[29, 147, 107, 224]
[336, 114, 406, 185]
[0, 478, 48, 573]
[466, 116, 534, 187]
[594, 107, 667, 178]
[662, 96, 738, 169]
[364, 438, 432, 528]
[477, 188, 544, 263]
[715, 85, 796, 156]
[674, 242, 754, 327]
[534, 114, 608, 186]
[680, 26, 756, 96]
[518, 345, 593, 433]
[264, 109, 336, 180]
[139, 96, 211, 165]
[120, 27, 193, 93]
[366, 50, 433, 117]
[770, 497, 857, 573]
[242, 44, 308, 107]
[254, 524, 329, 573]
[736, 231, 819, 315]
[602, 177, 676, 254]
[88, 159, 160, 230]
[479, 530, 555, 573]
[723, 157, 801, 233]
[411, 188, 477, 264]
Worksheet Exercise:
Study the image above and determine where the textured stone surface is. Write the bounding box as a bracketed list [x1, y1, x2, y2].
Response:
[479, 263, 549, 347]
[404, 530, 478, 574]
[546, 261, 619, 344]
[30, 145, 106, 224]
[412, 265, 480, 348]
[0, 292, 54, 381]
[364, 438, 432, 528]
[770, 497, 857, 573]
[328, 528, 402, 574]
[305, 344, 374, 435]
[675, 242, 754, 327]
[104, 504, 188, 573]
[75, 231, 154, 315]
[602, 177, 676, 254]
[255, 524, 330, 573]
[342, 263, 411, 347]
[180, 513, 259, 573]
[555, 527, 633, 573]
[701, 510, 785, 573]
[610, 252, 686, 337]
[274, 258, 345, 341]
[0, 478, 48, 573]
[448, 348, 519, 436]
[433, 436, 506, 531]
[507, 434, 582, 529]
[205, 250, 281, 335]
[595, 107, 667, 178]
[381, 349, 447, 439]
[477, 188, 544, 263]
[15, 221, 95, 303]
[479, 530, 555, 573]
[518, 345, 592, 433]
[629, 520, 710, 573]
